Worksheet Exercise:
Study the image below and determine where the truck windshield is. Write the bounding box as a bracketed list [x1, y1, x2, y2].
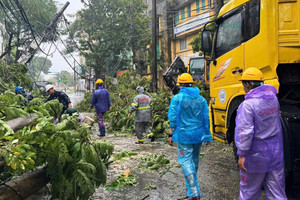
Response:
[215, 12, 243, 58]
[190, 58, 205, 80]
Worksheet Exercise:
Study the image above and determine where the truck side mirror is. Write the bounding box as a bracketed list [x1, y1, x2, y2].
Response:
[201, 30, 212, 53]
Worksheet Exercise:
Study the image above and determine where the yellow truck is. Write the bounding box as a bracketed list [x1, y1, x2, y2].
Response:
[201, 0, 300, 191]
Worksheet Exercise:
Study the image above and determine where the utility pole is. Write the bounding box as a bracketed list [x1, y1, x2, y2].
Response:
[130, 4, 137, 74]
[214, 0, 224, 14]
[17, 1, 70, 64]
[151, 0, 158, 92]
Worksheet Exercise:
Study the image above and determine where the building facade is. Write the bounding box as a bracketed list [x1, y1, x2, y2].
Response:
[171, 0, 215, 65]
[143, 0, 180, 88]
[143, 0, 175, 69]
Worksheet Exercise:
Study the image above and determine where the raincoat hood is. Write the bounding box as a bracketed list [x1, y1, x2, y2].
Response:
[245, 84, 277, 100]
[179, 87, 200, 97]
[136, 86, 145, 94]
[97, 85, 104, 90]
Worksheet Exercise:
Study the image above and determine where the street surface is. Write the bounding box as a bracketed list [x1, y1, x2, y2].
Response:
[68, 91, 85, 107]
[89, 132, 241, 200]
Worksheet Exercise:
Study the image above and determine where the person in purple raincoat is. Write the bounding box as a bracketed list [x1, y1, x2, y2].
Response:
[235, 68, 287, 200]
[90, 79, 111, 137]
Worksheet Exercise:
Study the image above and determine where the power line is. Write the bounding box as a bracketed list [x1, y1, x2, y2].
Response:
[0, 2, 16, 23]
[9, 0, 55, 57]
[51, 41, 85, 78]
[106, 40, 131, 76]
[60, 18, 136, 69]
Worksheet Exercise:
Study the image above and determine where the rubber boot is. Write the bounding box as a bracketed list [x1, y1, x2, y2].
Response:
[99, 127, 106, 137]
[188, 197, 200, 200]
[135, 139, 144, 144]
[147, 133, 155, 142]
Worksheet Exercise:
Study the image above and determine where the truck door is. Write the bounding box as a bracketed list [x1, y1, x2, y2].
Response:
[211, 11, 245, 110]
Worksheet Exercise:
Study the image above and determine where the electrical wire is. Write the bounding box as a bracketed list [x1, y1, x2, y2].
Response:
[106, 40, 131, 76]
[0, 1, 15, 23]
[11, 0, 56, 57]
[51, 41, 84, 77]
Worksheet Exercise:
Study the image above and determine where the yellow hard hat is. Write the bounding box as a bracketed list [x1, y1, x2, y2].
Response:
[95, 79, 104, 85]
[177, 73, 194, 84]
[240, 67, 264, 81]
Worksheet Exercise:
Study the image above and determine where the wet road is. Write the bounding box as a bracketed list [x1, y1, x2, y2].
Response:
[89, 132, 241, 200]
[68, 91, 85, 107]
[62, 92, 297, 200]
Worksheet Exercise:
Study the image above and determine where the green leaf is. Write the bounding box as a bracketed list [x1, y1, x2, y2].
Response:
[11, 139, 19, 144]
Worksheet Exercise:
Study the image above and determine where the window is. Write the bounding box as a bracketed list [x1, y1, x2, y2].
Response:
[181, 8, 185, 21]
[201, 0, 206, 11]
[196, 0, 200, 13]
[215, 0, 260, 58]
[189, 58, 205, 77]
[180, 38, 187, 51]
[215, 12, 243, 58]
[157, 41, 161, 60]
[208, 0, 212, 8]
[175, 12, 179, 23]
[187, 4, 191, 17]
[246, 0, 260, 40]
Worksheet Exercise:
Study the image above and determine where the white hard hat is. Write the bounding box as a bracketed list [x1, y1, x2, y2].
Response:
[45, 84, 54, 92]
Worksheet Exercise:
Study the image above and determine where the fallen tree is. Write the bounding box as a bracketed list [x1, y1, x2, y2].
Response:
[1, 98, 114, 200]
[0, 114, 39, 173]
[0, 166, 49, 200]
[5, 113, 38, 132]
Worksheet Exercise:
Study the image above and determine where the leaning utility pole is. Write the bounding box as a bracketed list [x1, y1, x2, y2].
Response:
[151, 0, 158, 92]
[17, 1, 70, 64]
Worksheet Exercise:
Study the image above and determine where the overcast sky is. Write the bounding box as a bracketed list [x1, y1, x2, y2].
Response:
[43, 0, 84, 75]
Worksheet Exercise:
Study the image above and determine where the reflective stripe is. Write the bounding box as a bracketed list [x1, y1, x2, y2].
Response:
[147, 133, 154, 137]
[138, 139, 145, 142]
[132, 103, 138, 106]
[137, 106, 151, 110]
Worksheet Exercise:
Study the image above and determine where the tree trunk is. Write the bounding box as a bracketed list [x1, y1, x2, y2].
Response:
[0, 166, 49, 200]
[4, 33, 13, 65]
[214, 0, 224, 14]
[5, 114, 39, 132]
[0, 160, 4, 172]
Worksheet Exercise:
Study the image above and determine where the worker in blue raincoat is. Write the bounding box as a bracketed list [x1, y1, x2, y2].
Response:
[168, 73, 212, 200]
[90, 79, 111, 137]
[235, 68, 287, 200]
